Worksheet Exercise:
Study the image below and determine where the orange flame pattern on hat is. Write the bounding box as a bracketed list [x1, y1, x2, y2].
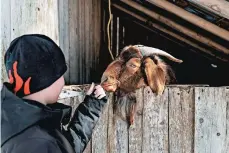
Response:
[8, 61, 31, 95]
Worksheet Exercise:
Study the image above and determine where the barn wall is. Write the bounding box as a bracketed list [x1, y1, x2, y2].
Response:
[59, 85, 229, 153]
[1, 0, 59, 85]
[58, 0, 102, 84]
[1, 0, 102, 85]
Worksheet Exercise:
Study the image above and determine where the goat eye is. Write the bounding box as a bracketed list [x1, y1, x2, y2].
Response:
[129, 64, 136, 68]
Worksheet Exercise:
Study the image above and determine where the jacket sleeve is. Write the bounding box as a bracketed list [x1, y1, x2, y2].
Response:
[12, 139, 62, 153]
[63, 95, 107, 153]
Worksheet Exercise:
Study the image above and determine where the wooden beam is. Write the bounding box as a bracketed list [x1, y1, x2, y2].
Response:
[146, 0, 229, 42]
[187, 0, 229, 20]
[120, 0, 229, 55]
[112, 4, 229, 62]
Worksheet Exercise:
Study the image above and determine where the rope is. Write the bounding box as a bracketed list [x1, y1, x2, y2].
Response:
[107, 0, 115, 60]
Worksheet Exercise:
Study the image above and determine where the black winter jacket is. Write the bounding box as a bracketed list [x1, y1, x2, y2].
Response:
[1, 83, 107, 153]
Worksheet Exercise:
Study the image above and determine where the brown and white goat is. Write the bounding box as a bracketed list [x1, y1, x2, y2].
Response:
[101, 45, 183, 125]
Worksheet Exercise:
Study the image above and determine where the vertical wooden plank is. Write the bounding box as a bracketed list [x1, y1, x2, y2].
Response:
[79, 0, 84, 83]
[142, 87, 169, 153]
[116, 17, 119, 56]
[59, 0, 101, 84]
[111, 94, 129, 153]
[84, 0, 90, 83]
[128, 88, 144, 153]
[112, 15, 117, 57]
[224, 87, 229, 153]
[68, 0, 78, 84]
[91, 95, 109, 153]
[88, 0, 93, 83]
[113, 118, 129, 153]
[58, 0, 70, 83]
[119, 18, 124, 50]
[169, 86, 194, 153]
[0, 0, 11, 83]
[107, 93, 116, 153]
[91, 0, 95, 78]
[195, 87, 227, 153]
[96, 0, 101, 67]
[1, 0, 59, 83]
[10, 0, 59, 42]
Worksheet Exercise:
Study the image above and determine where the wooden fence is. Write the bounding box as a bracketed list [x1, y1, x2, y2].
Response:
[58, 85, 229, 153]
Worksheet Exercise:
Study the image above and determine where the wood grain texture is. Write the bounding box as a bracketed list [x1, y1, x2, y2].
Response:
[168, 87, 194, 153]
[128, 88, 144, 153]
[58, 0, 70, 83]
[10, 0, 58, 42]
[62, 0, 101, 84]
[59, 86, 229, 153]
[223, 87, 229, 153]
[195, 87, 227, 153]
[188, 0, 229, 20]
[1, 0, 11, 83]
[142, 87, 169, 153]
[1, 0, 59, 83]
[68, 0, 78, 84]
[113, 118, 129, 153]
[91, 95, 109, 153]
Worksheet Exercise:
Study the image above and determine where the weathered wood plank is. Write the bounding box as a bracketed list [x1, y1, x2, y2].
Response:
[0, 0, 11, 83]
[68, 0, 78, 84]
[91, 94, 109, 153]
[128, 88, 144, 153]
[1, 0, 59, 83]
[58, 0, 70, 83]
[106, 93, 115, 153]
[112, 94, 129, 153]
[194, 87, 227, 153]
[113, 118, 129, 153]
[187, 0, 229, 20]
[142, 87, 169, 153]
[58, 0, 101, 84]
[79, 0, 84, 83]
[168, 87, 194, 153]
[10, 0, 59, 42]
[84, 0, 90, 83]
[223, 87, 229, 153]
[59, 85, 229, 153]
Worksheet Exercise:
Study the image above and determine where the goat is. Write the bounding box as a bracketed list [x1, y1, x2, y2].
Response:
[101, 45, 183, 126]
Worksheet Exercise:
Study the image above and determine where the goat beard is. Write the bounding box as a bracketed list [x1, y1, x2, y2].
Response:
[114, 91, 137, 126]
[114, 68, 145, 126]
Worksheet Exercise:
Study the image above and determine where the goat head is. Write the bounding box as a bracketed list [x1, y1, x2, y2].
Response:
[101, 45, 182, 125]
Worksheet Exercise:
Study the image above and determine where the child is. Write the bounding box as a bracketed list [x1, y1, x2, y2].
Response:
[1, 34, 107, 153]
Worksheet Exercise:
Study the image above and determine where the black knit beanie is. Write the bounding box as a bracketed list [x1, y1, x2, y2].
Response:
[4, 34, 67, 97]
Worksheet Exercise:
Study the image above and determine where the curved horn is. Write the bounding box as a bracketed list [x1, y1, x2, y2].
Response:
[136, 46, 183, 63]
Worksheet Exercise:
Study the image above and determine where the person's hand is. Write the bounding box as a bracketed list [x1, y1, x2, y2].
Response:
[86, 82, 106, 99]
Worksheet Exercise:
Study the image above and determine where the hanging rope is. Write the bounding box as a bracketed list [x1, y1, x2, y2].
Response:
[107, 0, 115, 60]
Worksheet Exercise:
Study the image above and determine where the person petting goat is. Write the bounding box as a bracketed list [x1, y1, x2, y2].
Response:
[1, 34, 107, 153]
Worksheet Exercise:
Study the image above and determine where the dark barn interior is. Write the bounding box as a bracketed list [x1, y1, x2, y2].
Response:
[99, 0, 229, 87]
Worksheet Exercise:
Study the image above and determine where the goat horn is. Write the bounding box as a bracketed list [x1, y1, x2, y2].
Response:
[135, 45, 183, 63]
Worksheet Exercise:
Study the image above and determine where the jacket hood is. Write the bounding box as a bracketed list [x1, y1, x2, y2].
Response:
[1, 83, 72, 146]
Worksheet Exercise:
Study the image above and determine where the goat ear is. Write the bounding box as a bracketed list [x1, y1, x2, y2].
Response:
[143, 57, 166, 95]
